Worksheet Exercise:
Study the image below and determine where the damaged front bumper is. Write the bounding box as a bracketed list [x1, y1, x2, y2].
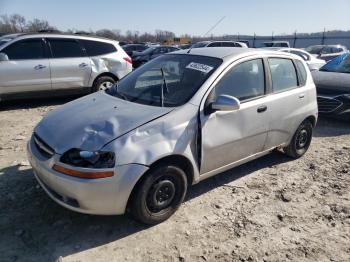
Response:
[27, 136, 148, 215]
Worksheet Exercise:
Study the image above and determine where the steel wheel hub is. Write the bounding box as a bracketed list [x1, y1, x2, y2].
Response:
[99, 81, 113, 91]
[148, 179, 176, 210]
[297, 129, 308, 148]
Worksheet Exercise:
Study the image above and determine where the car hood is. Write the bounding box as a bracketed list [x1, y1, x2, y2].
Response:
[312, 70, 350, 95]
[34, 92, 174, 154]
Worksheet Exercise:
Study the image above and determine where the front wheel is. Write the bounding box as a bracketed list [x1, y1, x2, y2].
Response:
[284, 120, 313, 158]
[130, 165, 187, 225]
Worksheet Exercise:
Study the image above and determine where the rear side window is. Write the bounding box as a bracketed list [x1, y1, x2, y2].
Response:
[295, 60, 307, 86]
[221, 42, 236, 47]
[80, 40, 117, 56]
[3, 39, 45, 60]
[48, 38, 85, 58]
[268, 58, 298, 92]
[214, 59, 265, 101]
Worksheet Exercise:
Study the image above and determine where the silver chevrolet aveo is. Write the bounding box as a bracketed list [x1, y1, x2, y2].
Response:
[27, 48, 318, 224]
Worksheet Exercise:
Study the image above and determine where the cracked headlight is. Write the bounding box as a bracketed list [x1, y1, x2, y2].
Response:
[60, 149, 115, 168]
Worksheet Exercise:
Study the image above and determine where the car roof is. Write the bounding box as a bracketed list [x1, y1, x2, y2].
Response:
[5, 32, 118, 43]
[171, 47, 298, 61]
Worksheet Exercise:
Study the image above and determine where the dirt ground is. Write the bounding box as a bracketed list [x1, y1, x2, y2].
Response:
[0, 97, 349, 262]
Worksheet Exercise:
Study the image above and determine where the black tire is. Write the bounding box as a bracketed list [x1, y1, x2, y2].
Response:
[284, 120, 313, 158]
[92, 76, 116, 92]
[130, 165, 187, 225]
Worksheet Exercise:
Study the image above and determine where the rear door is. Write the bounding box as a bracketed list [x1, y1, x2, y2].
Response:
[263, 57, 308, 149]
[48, 38, 92, 90]
[0, 38, 51, 95]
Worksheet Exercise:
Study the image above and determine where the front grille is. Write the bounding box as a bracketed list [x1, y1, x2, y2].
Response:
[33, 134, 55, 158]
[317, 96, 342, 113]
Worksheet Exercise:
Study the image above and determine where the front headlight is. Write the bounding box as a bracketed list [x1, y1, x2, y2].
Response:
[60, 149, 115, 168]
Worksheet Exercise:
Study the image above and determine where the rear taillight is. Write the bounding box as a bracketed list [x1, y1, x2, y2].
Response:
[123, 57, 132, 65]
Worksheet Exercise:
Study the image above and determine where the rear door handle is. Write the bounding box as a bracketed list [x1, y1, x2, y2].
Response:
[79, 62, 88, 68]
[34, 64, 46, 70]
[257, 105, 267, 113]
[299, 93, 305, 98]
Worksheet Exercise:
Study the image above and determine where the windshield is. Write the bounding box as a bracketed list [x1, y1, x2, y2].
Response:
[320, 53, 350, 74]
[0, 37, 13, 47]
[305, 46, 323, 54]
[108, 54, 222, 107]
[138, 47, 155, 55]
[191, 42, 210, 48]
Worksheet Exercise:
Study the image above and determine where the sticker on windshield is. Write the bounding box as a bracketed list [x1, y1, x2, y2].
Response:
[186, 62, 214, 73]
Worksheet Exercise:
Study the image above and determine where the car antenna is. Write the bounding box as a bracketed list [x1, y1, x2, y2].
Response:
[160, 67, 169, 107]
[187, 46, 193, 54]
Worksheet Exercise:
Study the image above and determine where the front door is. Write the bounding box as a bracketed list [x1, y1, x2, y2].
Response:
[200, 58, 269, 174]
[0, 38, 51, 95]
[47, 38, 91, 90]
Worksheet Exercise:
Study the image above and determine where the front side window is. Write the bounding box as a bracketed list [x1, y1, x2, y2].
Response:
[49, 38, 85, 58]
[268, 58, 298, 92]
[108, 54, 222, 107]
[2, 39, 45, 60]
[214, 59, 265, 101]
[208, 42, 221, 47]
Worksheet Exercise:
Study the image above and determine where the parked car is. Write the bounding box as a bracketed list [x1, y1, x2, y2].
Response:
[27, 47, 317, 224]
[178, 44, 192, 49]
[122, 44, 148, 57]
[0, 33, 132, 101]
[312, 53, 350, 119]
[262, 41, 290, 48]
[305, 45, 349, 61]
[132, 45, 180, 68]
[191, 41, 248, 48]
[275, 48, 326, 71]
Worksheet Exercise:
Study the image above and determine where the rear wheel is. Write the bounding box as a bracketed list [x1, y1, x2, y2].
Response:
[130, 165, 187, 225]
[284, 120, 313, 158]
[92, 76, 116, 92]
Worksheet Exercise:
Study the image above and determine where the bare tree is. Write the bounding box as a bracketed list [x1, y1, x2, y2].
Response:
[95, 29, 118, 40]
[26, 18, 56, 32]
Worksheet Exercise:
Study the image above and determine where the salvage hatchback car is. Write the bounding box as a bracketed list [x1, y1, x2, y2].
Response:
[27, 48, 318, 224]
[0, 33, 132, 101]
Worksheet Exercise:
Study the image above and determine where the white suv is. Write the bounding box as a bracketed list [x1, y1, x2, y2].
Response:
[0, 33, 132, 100]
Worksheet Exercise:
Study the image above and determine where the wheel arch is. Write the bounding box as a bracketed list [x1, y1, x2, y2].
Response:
[304, 115, 317, 127]
[126, 154, 194, 211]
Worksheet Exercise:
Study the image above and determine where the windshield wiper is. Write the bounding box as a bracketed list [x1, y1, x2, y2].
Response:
[160, 67, 169, 107]
[114, 82, 128, 101]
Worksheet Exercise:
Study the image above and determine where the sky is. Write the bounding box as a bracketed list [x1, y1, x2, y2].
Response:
[0, 0, 349, 36]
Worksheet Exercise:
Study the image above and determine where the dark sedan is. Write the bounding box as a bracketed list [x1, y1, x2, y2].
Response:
[312, 53, 350, 119]
[132, 46, 180, 68]
[122, 44, 148, 57]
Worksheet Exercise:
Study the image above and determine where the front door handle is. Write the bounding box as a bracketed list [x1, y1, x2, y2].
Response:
[257, 105, 267, 113]
[34, 64, 46, 70]
[299, 93, 305, 99]
[79, 62, 88, 68]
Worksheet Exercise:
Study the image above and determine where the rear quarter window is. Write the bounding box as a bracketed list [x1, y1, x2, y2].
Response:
[80, 40, 117, 56]
[295, 60, 307, 86]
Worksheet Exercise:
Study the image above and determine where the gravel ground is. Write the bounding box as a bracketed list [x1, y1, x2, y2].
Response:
[0, 97, 349, 262]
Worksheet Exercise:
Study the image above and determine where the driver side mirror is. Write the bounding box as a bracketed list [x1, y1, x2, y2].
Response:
[0, 52, 9, 62]
[207, 95, 240, 114]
